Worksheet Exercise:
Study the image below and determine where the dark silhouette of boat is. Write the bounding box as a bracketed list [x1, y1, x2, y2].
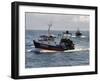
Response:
[33, 23, 75, 51]
[75, 28, 82, 37]
[33, 38, 74, 51]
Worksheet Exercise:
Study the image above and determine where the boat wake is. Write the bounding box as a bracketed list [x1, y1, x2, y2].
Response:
[64, 48, 89, 53]
[34, 48, 89, 53]
[71, 35, 87, 38]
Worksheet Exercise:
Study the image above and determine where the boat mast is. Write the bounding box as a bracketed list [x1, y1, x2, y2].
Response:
[47, 23, 52, 44]
[48, 23, 52, 37]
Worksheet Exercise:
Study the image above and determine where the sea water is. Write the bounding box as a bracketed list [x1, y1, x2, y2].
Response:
[25, 30, 89, 68]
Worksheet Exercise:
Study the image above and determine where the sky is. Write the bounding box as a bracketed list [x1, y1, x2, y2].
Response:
[25, 12, 89, 31]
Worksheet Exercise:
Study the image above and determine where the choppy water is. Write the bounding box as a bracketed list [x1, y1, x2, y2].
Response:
[25, 30, 89, 68]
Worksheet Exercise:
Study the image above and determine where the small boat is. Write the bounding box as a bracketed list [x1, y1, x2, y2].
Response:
[75, 28, 82, 37]
[33, 23, 75, 51]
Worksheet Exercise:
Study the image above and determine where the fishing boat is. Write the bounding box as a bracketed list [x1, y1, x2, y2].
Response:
[33, 23, 75, 51]
[75, 28, 82, 37]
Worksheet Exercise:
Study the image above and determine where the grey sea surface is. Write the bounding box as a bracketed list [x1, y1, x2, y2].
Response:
[25, 30, 89, 68]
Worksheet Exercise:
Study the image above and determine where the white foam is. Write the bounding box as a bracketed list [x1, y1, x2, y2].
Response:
[64, 48, 89, 52]
[40, 49, 57, 53]
[71, 36, 76, 38]
[81, 36, 86, 38]
[36, 48, 89, 53]
[71, 35, 87, 38]
[27, 49, 32, 52]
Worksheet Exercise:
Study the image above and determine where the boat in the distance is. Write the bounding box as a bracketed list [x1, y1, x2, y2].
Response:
[33, 23, 75, 51]
[75, 28, 82, 37]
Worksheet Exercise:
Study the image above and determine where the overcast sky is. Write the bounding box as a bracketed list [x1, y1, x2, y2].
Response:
[25, 12, 89, 31]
